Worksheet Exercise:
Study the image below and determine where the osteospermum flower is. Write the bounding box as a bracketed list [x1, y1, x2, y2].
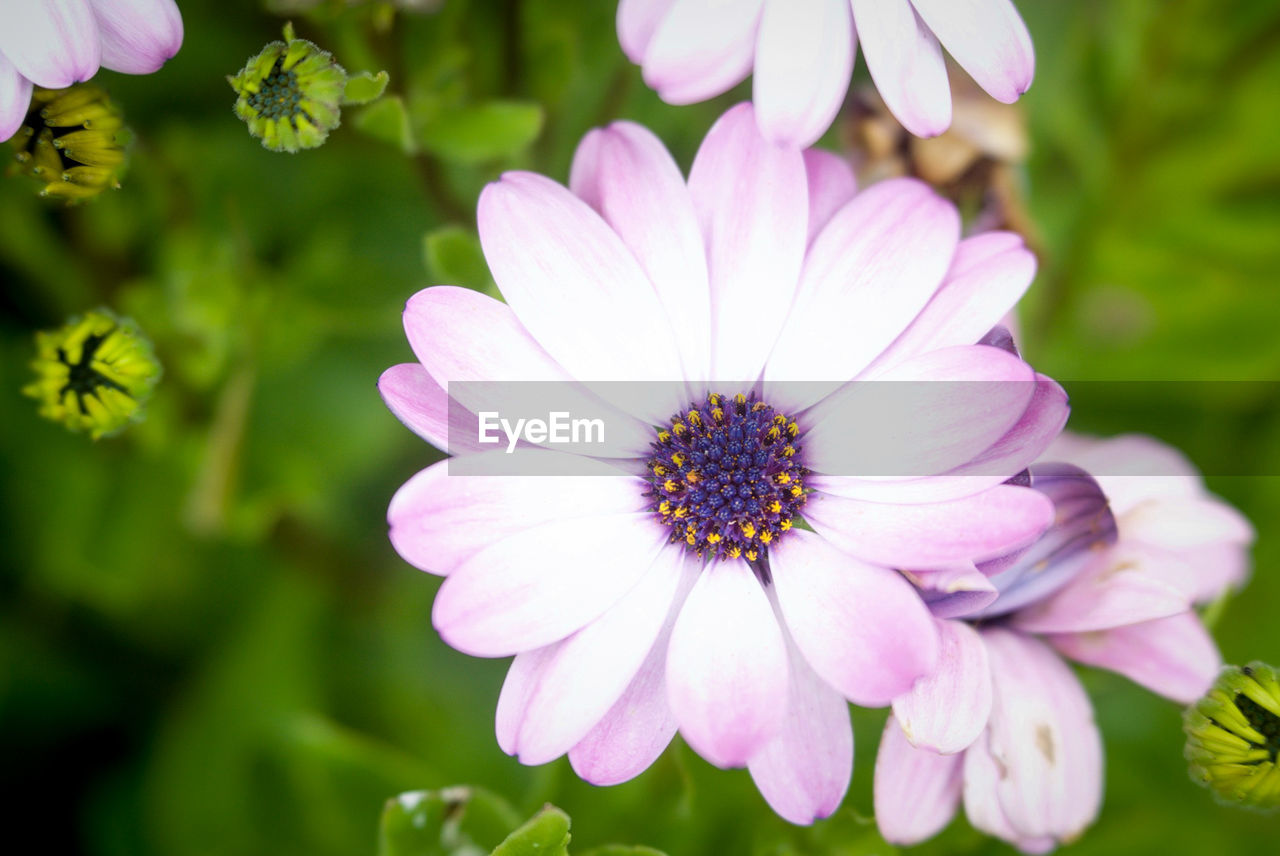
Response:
[23, 308, 162, 439]
[1185, 661, 1280, 812]
[875, 431, 1253, 851]
[618, 0, 1034, 146]
[0, 0, 183, 142]
[7, 83, 127, 200]
[379, 103, 1067, 822]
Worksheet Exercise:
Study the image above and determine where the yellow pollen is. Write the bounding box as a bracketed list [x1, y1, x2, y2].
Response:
[787, 422, 800, 437]
[687, 410, 702, 427]
[673, 422, 687, 436]
[673, 505, 688, 519]
[734, 393, 746, 406]
[711, 407, 724, 422]
[768, 500, 781, 513]
[727, 546, 742, 558]
[653, 464, 667, 476]
[663, 479, 678, 492]
[783, 445, 796, 457]
[760, 530, 773, 544]
[671, 453, 685, 467]
[706, 532, 722, 544]
[746, 549, 758, 561]
[776, 473, 791, 485]
[686, 470, 699, 484]
[780, 519, 793, 531]
[740, 521, 756, 539]
[659, 500, 671, 515]
[767, 426, 781, 441]
[686, 532, 697, 545]
[790, 485, 803, 497]
[658, 430, 671, 443]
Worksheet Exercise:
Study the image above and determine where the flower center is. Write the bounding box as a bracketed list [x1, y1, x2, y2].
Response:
[644, 392, 807, 562]
[246, 59, 303, 121]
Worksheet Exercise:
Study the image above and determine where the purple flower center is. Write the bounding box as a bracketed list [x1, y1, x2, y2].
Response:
[644, 392, 807, 562]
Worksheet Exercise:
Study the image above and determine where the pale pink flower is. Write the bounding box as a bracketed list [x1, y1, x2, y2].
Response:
[618, 0, 1034, 147]
[875, 434, 1253, 851]
[379, 103, 1065, 823]
[0, 0, 183, 141]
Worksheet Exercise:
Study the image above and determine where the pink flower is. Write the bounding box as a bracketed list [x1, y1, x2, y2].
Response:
[618, 0, 1034, 147]
[0, 0, 183, 141]
[379, 103, 1065, 823]
[875, 435, 1253, 851]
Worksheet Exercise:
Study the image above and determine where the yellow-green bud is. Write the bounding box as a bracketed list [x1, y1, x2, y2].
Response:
[228, 23, 347, 153]
[5, 84, 128, 202]
[22, 309, 162, 440]
[1185, 661, 1280, 812]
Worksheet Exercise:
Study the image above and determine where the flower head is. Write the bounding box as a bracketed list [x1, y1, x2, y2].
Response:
[379, 103, 1067, 823]
[1185, 662, 1280, 812]
[618, 0, 1034, 147]
[875, 433, 1253, 851]
[23, 308, 161, 439]
[229, 24, 347, 153]
[0, 0, 183, 142]
[6, 83, 127, 200]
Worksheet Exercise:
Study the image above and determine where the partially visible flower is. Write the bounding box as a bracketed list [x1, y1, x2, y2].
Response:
[875, 432, 1251, 852]
[0, 0, 183, 142]
[23, 308, 161, 440]
[229, 24, 347, 153]
[6, 83, 127, 201]
[379, 103, 1067, 824]
[618, 0, 1034, 147]
[1185, 662, 1280, 812]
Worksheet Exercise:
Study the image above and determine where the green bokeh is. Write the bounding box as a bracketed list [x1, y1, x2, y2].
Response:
[2, 1, 1278, 854]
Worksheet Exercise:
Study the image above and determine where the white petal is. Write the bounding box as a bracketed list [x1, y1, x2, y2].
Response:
[666, 560, 788, 767]
[850, 0, 950, 136]
[753, 0, 854, 148]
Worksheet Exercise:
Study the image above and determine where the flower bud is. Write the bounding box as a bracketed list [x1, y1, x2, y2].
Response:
[23, 309, 161, 440]
[1185, 661, 1280, 812]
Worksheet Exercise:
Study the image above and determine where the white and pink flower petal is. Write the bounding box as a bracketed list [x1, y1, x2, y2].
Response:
[432, 510, 669, 656]
[801, 149, 857, 244]
[909, 0, 1034, 104]
[747, 623, 853, 825]
[570, 121, 712, 382]
[88, 0, 183, 75]
[850, 0, 951, 137]
[804, 484, 1053, 569]
[771, 530, 938, 706]
[1049, 612, 1221, 705]
[641, 0, 764, 104]
[497, 546, 695, 764]
[893, 618, 992, 754]
[0, 52, 33, 144]
[0, 0, 101, 89]
[765, 178, 960, 398]
[874, 716, 963, 845]
[752, 0, 855, 149]
[687, 103, 808, 384]
[666, 559, 788, 767]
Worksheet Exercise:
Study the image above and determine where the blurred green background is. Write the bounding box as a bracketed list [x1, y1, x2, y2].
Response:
[2, 0, 1278, 853]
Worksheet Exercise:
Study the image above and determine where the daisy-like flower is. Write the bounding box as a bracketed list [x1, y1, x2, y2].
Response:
[0, 0, 183, 143]
[875, 431, 1254, 851]
[617, 0, 1034, 147]
[379, 103, 1067, 823]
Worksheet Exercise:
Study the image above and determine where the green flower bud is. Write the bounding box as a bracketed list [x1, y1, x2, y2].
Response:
[228, 23, 347, 153]
[6, 84, 128, 202]
[22, 309, 162, 440]
[1185, 661, 1280, 812]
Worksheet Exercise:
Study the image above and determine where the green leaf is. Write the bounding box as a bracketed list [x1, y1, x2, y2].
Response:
[489, 806, 571, 856]
[418, 100, 543, 164]
[577, 848, 669, 856]
[355, 95, 417, 154]
[343, 70, 391, 105]
[422, 226, 495, 294]
[378, 787, 524, 856]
